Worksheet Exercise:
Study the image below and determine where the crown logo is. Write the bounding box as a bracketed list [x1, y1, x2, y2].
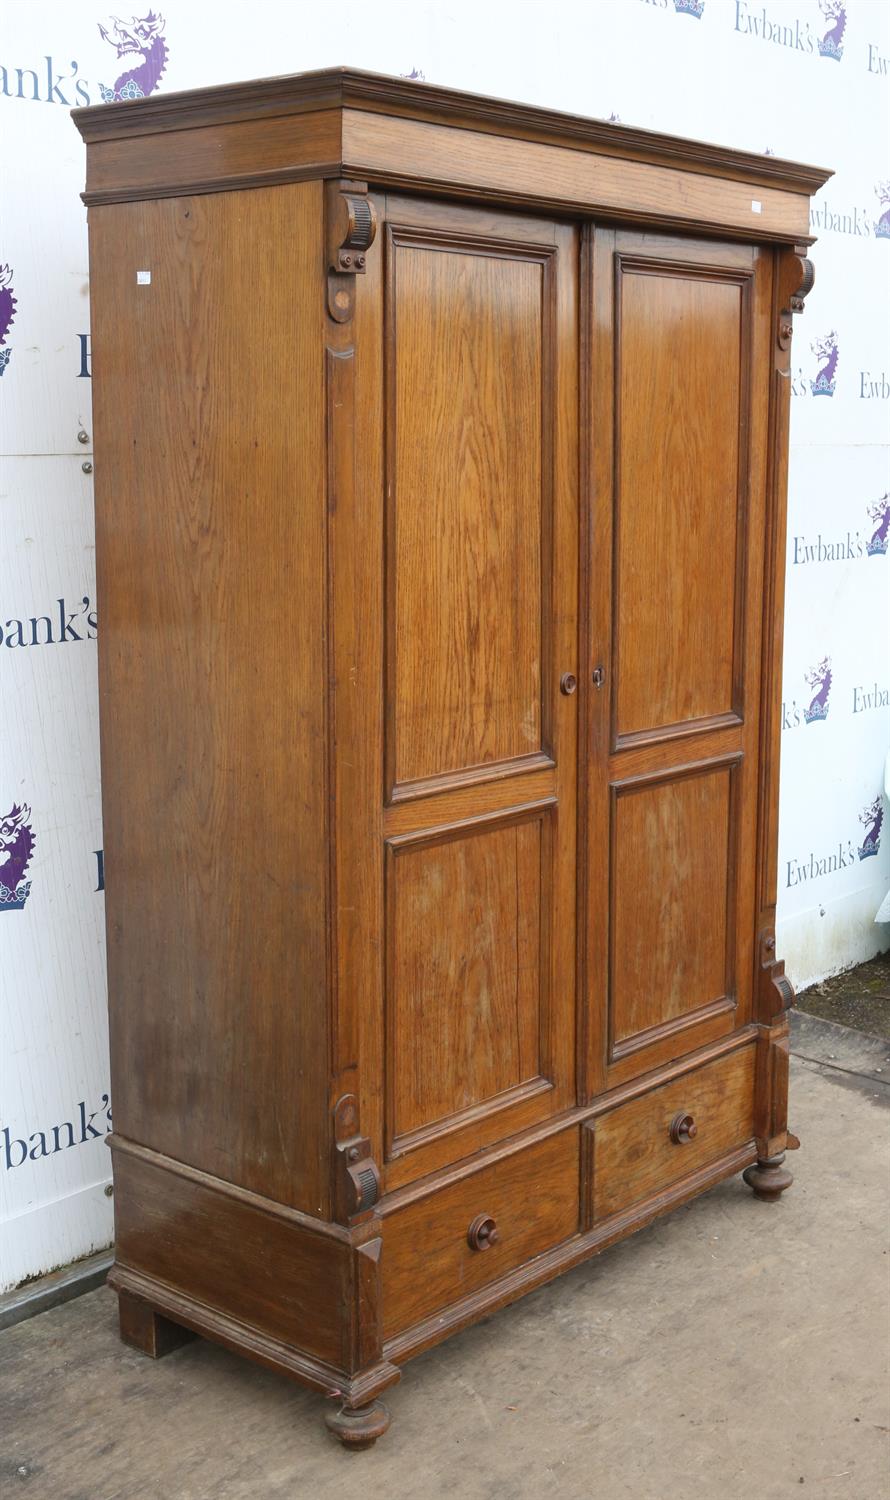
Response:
[674, 0, 704, 15]
[0, 263, 16, 379]
[810, 331, 839, 398]
[0, 802, 35, 911]
[818, 1, 846, 60]
[803, 658, 832, 724]
[867, 494, 890, 557]
[858, 797, 883, 861]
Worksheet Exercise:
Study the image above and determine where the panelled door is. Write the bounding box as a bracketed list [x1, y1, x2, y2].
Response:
[583, 228, 773, 1097]
[362, 195, 580, 1191]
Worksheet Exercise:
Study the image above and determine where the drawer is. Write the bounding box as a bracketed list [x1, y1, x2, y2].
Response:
[593, 1044, 756, 1222]
[381, 1128, 579, 1338]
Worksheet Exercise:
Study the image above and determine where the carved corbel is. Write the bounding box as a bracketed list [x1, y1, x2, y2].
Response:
[325, 179, 378, 324]
[332, 1093, 381, 1223]
[757, 927, 795, 1023]
[776, 245, 815, 351]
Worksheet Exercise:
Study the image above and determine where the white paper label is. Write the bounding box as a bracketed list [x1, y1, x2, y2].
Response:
[136, 270, 151, 285]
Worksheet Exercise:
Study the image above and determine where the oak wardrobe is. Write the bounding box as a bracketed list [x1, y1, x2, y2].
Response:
[74, 69, 830, 1447]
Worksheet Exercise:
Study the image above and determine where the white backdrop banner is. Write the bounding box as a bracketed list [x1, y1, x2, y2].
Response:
[1, 0, 888, 1291]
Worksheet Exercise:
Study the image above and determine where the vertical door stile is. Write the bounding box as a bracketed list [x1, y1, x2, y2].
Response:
[583, 225, 617, 1105]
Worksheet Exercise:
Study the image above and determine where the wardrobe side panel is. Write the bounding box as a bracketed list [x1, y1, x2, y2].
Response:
[88, 182, 331, 1216]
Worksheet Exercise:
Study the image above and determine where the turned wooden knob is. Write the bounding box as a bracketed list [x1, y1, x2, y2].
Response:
[669, 1112, 697, 1145]
[467, 1214, 500, 1251]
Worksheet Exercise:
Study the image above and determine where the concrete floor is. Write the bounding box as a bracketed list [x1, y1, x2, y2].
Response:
[1, 1047, 888, 1500]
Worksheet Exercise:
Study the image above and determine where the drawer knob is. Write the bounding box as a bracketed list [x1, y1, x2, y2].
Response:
[669, 1112, 697, 1145]
[467, 1214, 500, 1251]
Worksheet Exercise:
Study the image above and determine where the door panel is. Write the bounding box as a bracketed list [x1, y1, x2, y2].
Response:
[377, 196, 579, 1188]
[614, 262, 750, 746]
[609, 759, 739, 1061]
[386, 807, 550, 1156]
[388, 238, 549, 793]
[584, 229, 772, 1097]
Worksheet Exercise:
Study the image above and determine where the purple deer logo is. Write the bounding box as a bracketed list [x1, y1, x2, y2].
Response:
[858, 796, 883, 861]
[875, 181, 890, 241]
[0, 264, 16, 378]
[804, 658, 832, 724]
[98, 11, 168, 102]
[0, 804, 35, 911]
[867, 494, 890, 557]
[818, 0, 846, 61]
[810, 331, 839, 397]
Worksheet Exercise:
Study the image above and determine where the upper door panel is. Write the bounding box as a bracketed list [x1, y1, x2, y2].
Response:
[613, 253, 752, 750]
[386, 216, 557, 801]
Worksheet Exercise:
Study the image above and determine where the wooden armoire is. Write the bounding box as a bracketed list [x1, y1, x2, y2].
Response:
[74, 70, 830, 1447]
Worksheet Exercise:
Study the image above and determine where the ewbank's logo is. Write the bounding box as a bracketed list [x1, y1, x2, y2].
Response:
[875, 182, 890, 241]
[792, 494, 890, 566]
[818, 0, 846, 60]
[0, 265, 16, 378]
[674, 0, 704, 16]
[0, 803, 35, 911]
[98, 10, 168, 102]
[858, 796, 883, 860]
[804, 658, 832, 723]
[868, 494, 890, 556]
[810, 331, 839, 396]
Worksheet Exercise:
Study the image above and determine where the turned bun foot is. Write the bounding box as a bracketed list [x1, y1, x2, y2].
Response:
[324, 1399, 391, 1450]
[743, 1152, 793, 1203]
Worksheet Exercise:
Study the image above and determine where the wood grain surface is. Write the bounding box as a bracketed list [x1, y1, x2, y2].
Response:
[387, 815, 545, 1144]
[374, 199, 579, 1190]
[387, 232, 548, 789]
[74, 69, 827, 244]
[609, 762, 736, 1050]
[89, 183, 330, 1216]
[583, 230, 773, 1097]
[614, 261, 748, 740]
[381, 1126, 579, 1337]
[593, 1044, 756, 1221]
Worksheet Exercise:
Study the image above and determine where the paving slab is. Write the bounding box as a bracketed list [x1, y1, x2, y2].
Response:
[1, 1057, 888, 1500]
[791, 1008, 890, 1094]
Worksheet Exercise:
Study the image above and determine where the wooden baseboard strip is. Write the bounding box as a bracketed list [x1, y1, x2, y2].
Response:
[0, 1249, 113, 1332]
